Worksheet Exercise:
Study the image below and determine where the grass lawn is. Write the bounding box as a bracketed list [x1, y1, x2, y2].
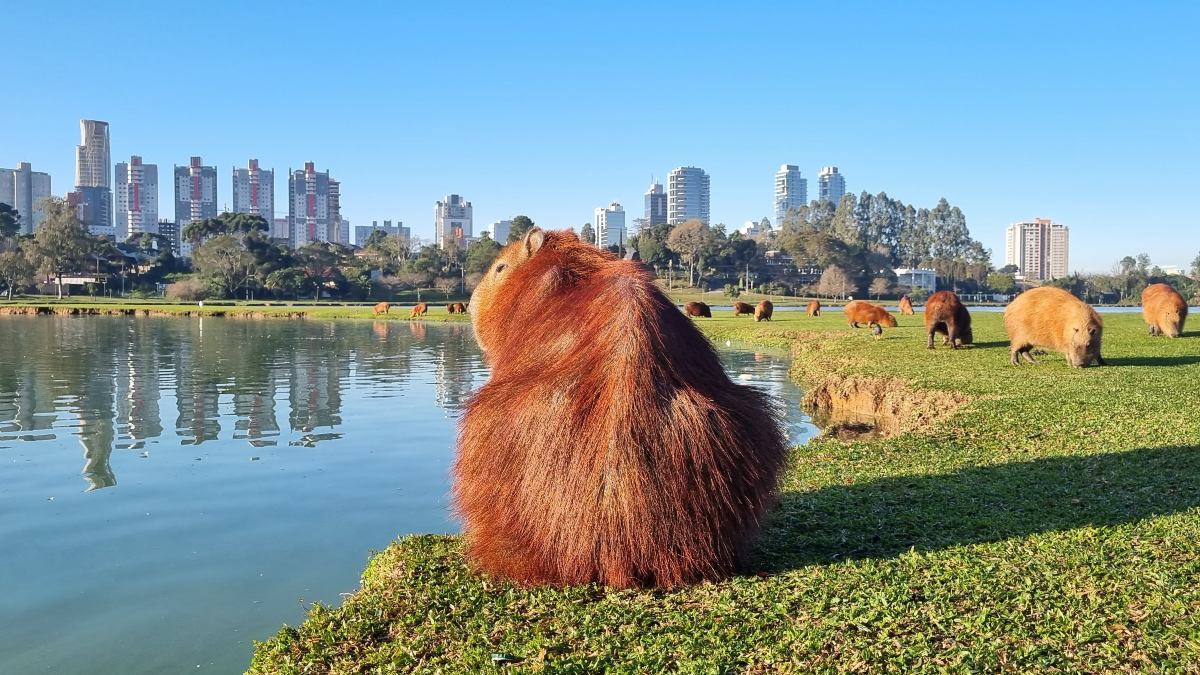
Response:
[0, 299, 474, 322]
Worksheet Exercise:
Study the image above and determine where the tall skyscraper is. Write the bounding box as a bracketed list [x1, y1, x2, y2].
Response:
[667, 166, 710, 225]
[158, 219, 180, 255]
[490, 219, 512, 243]
[0, 162, 52, 233]
[644, 180, 667, 226]
[72, 120, 113, 237]
[114, 156, 159, 241]
[174, 157, 218, 257]
[594, 202, 626, 248]
[434, 194, 472, 249]
[232, 159, 274, 223]
[818, 166, 846, 205]
[774, 164, 807, 224]
[288, 162, 342, 248]
[1004, 218, 1070, 281]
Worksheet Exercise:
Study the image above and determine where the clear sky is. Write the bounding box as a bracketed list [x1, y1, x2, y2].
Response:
[2, 2, 1197, 272]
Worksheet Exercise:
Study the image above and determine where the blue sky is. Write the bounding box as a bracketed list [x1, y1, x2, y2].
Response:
[3, 2, 1197, 272]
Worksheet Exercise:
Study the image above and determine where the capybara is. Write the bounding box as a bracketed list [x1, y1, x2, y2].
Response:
[844, 300, 898, 328]
[453, 302, 468, 314]
[755, 300, 773, 322]
[1004, 286, 1105, 367]
[899, 295, 915, 315]
[372, 301, 390, 315]
[732, 301, 754, 317]
[684, 301, 712, 318]
[409, 302, 428, 318]
[924, 290, 973, 349]
[456, 228, 787, 588]
[806, 300, 821, 316]
[1142, 283, 1187, 337]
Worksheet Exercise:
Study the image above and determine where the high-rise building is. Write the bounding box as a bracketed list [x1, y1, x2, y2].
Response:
[114, 156, 159, 241]
[667, 166, 710, 225]
[434, 194, 472, 249]
[644, 180, 667, 226]
[158, 219, 180, 255]
[818, 166, 846, 205]
[355, 220, 410, 247]
[73, 120, 113, 236]
[271, 217, 290, 242]
[288, 162, 342, 248]
[490, 219, 512, 243]
[232, 159, 274, 223]
[1005, 218, 1070, 282]
[774, 164, 807, 223]
[0, 162, 52, 233]
[174, 157, 218, 257]
[594, 203, 626, 248]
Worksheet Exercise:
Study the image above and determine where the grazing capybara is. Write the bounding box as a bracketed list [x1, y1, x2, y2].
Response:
[806, 300, 821, 316]
[1142, 283, 1187, 337]
[732, 301, 754, 317]
[924, 291, 973, 349]
[372, 301, 390, 315]
[899, 295, 915, 315]
[455, 228, 787, 588]
[755, 300, 773, 322]
[684, 301, 712, 318]
[454, 302, 468, 314]
[844, 300, 898, 328]
[409, 303, 428, 318]
[1004, 286, 1105, 367]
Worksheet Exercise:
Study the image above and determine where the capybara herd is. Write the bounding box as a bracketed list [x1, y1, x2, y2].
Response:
[455, 228, 787, 588]
[447, 302, 468, 314]
[1142, 283, 1187, 337]
[1004, 286, 1105, 367]
[924, 291, 973, 349]
[372, 301, 390, 315]
[844, 300, 898, 329]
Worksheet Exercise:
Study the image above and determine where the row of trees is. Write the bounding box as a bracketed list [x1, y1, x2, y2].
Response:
[1046, 253, 1200, 305]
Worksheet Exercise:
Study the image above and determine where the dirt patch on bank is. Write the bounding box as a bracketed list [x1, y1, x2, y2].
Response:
[802, 373, 969, 438]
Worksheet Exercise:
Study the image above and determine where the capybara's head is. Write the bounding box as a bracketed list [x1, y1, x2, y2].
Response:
[881, 312, 898, 328]
[1065, 317, 1103, 367]
[1162, 308, 1184, 337]
[470, 228, 548, 351]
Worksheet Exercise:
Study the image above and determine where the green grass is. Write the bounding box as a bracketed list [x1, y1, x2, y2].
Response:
[240, 311, 1195, 671]
[0, 299, 474, 322]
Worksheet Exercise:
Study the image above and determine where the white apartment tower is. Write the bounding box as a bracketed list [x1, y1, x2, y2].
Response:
[0, 162, 52, 233]
[774, 164, 807, 224]
[174, 156, 218, 257]
[288, 162, 342, 247]
[594, 202, 626, 248]
[667, 166, 710, 225]
[490, 219, 512, 243]
[232, 160, 275, 223]
[1005, 218, 1070, 281]
[114, 156, 159, 241]
[73, 119, 114, 236]
[434, 194, 472, 249]
[818, 166, 845, 205]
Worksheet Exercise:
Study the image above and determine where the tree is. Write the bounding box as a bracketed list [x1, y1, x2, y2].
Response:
[667, 219, 711, 287]
[296, 242, 345, 301]
[264, 267, 306, 299]
[464, 234, 502, 274]
[0, 246, 33, 299]
[999, 264, 1019, 275]
[869, 277, 891, 300]
[1192, 253, 1200, 280]
[987, 272, 1016, 294]
[28, 197, 96, 298]
[508, 215, 535, 243]
[579, 222, 595, 246]
[363, 229, 390, 249]
[816, 266, 852, 299]
[1135, 253, 1151, 276]
[434, 276, 459, 298]
[0, 203, 20, 238]
[192, 235, 256, 298]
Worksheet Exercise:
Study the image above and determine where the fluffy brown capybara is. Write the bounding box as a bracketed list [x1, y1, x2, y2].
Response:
[844, 300, 898, 328]
[455, 228, 787, 589]
[806, 300, 821, 316]
[684, 301, 712, 318]
[924, 291, 973, 349]
[732, 301, 754, 317]
[454, 302, 468, 314]
[899, 295, 915, 315]
[409, 302, 428, 318]
[1142, 283, 1187, 337]
[755, 300, 773, 322]
[372, 301, 390, 315]
[1004, 286, 1105, 367]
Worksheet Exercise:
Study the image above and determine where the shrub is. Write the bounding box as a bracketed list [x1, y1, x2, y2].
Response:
[166, 277, 210, 301]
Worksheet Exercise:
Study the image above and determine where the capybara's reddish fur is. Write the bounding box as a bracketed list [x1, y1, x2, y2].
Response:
[924, 291, 973, 349]
[755, 300, 773, 322]
[732, 301, 754, 317]
[453, 302, 468, 314]
[806, 300, 821, 316]
[1004, 286, 1105, 367]
[684, 301, 712, 318]
[409, 302, 428, 318]
[899, 296, 915, 315]
[455, 229, 787, 589]
[844, 300, 898, 328]
[372, 301, 390, 315]
[1142, 283, 1187, 337]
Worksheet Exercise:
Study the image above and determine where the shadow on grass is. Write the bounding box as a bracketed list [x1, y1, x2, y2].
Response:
[753, 445, 1200, 573]
[1105, 355, 1200, 367]
[967, 340, 1009, 349]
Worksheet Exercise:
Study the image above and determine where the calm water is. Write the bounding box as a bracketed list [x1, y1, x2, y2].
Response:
[0, 317, 813, 674]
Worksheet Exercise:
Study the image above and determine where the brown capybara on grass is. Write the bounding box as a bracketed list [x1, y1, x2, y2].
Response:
[924, 291, 973, 349]
[844, 300, 898, 328]
[455, 228, 787, 589]
[372, 301, 391, 315]
[447, 302, 468, 314]
[1004, 286, 1105, 367]
[755, 300, 773, 322]
[899, 295, 915, 315]
[1142, 283, 1187, 337]
[806, 300, 821, 316]
[409, 303, 428, 318]
[684, 301, 712, 318]
[732, 301, 754, 317]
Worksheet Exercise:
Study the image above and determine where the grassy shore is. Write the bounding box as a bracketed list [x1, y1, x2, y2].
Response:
[0, 298, 473, 322]
[246, 310, 1200, 673]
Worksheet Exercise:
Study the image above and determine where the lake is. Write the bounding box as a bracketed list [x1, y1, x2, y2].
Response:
[0, 317, 814, 674]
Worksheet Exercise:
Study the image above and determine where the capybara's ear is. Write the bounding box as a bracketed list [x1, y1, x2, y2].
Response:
[524, 228, 545, 257]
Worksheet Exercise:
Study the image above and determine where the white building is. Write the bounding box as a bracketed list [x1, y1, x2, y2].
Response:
[594, 202, 626, 248]
[740, 219, 772, 240]
[667, 166, 710, 225]
[355, 220, 410, 246]
[232, 159, 274, 223]
[1004, 218, 1069, 281]
[0, 162, 52, 233]
[490, 219, 512, 243]
[288, 162, 341, 248]
[894, 267, 937, 291]
[114, 156, 159, 241]
[818, 166, 845, 205]
[174, 157, 218, 257]
[73, 119, 113, 236]
[435, 194, 472, 249]
[644, 180, 667, 226]
[774, 164, 807, 224]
